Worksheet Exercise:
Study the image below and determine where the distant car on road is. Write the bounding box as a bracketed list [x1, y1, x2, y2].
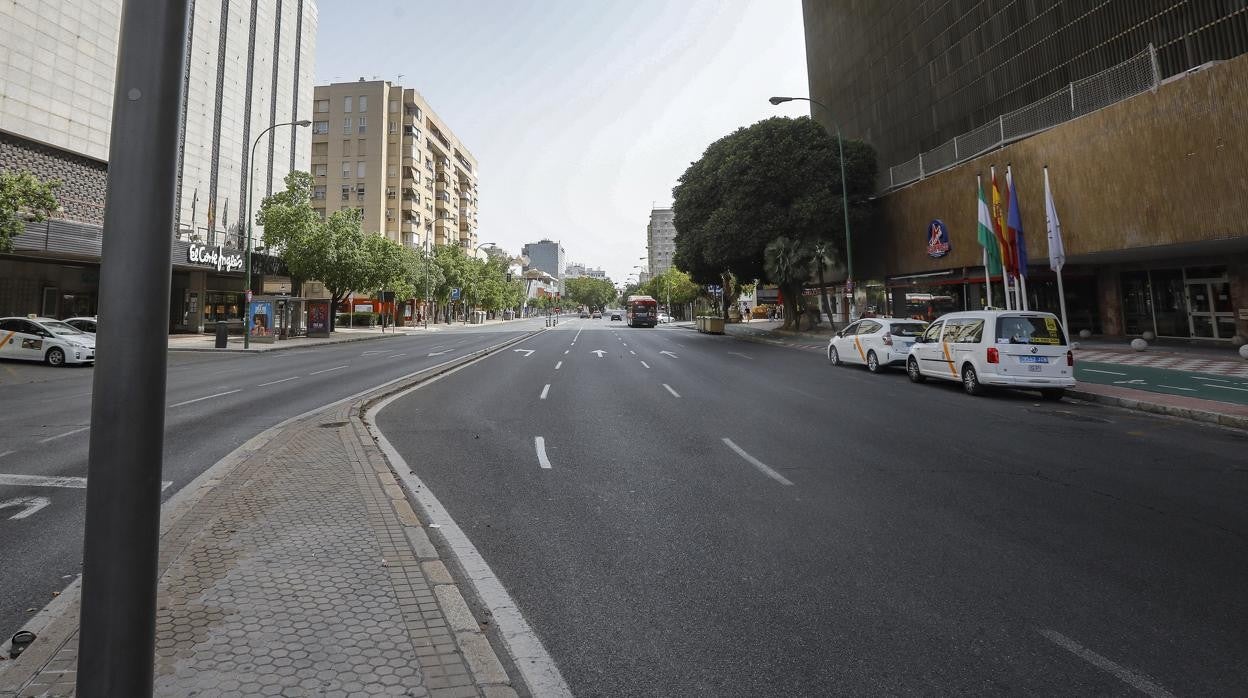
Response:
[0, 316, 96, 366]
[657, 312, 673, 323]
[591, 310, 602, 319]
[906, 310, 1074, 400]
[64, 316, 98, 334]
[610, 312, 622, 321]
[828, 317, 927, 373]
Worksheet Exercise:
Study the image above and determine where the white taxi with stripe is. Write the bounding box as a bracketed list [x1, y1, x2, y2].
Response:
[0, 316, 96, 366]
[905, 310, 1075, 399]
[827, 318, 928, 373]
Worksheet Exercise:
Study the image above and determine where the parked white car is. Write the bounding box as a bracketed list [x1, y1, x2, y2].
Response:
[0, 316, 96, 366]
[828, 317, 929, 373]
[905, 310, 1074, 399]
[64, 316, 98, 334]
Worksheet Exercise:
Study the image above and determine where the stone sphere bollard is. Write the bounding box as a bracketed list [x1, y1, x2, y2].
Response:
[1131, 338, 1148, 352]
[1231, 334, 1246, 348]
[1079, 329, 1092, 339]
[1070, 341, 1080, 349]
[1142, 330, 1156, 341]
[1240, 344, 1248, 361]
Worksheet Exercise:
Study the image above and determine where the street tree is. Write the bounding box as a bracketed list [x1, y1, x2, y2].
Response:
[257, 171, 321, 297]
[305, 209, 369, 331]
[764, 236, 815, 330]
[0, 170, 61, 253]
[564, 276, 616, 311]
[642, 268, 700, 318]
[672, 116, 875, 322]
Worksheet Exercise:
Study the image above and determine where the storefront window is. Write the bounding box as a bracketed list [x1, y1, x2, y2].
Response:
[204, 291, 243, 323]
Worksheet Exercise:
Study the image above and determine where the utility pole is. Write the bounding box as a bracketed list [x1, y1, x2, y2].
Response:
[77, 0, 191, 694]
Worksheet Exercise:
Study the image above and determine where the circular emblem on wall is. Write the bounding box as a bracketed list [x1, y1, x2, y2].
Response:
[926, 219, 950, 259]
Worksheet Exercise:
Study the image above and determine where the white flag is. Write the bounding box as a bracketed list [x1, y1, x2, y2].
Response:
[1043, 167, 1065, 273]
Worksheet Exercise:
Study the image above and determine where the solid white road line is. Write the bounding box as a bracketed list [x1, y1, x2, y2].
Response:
[1082, 368, 1128, 376]
[309, 364, 349, 375]
[1206, 383, 1248, 392]
[37, 426, 90, 443]
[535, 436, 553, 469]
[0, 450, 14, 459]
[662, 384, 681, 398]
[722, 438, 794, 486]
[0, 473, 174, 490]
[540, 384, 550, 400]
[555, 361, 562, 370]
[169, 389, 242, 408]
[640, 361, 650, 369]
[389, 353, 407, 358]
[257, 376, 300, 387]
[1156, 384, 1195, 391]
[1037, 629, 1175, 698]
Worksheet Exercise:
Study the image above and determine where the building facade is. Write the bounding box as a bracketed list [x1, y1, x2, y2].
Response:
[0, 0, 318, 332]
[647, 208, 676, 277]
[522, 239, 565, 283]
[803, 1, 1248, 343]
[564, 263, 607, 280]
[309, 80, 479, 252]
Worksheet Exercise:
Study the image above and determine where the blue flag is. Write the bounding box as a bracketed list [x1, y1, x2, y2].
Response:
[1007, 170, 1028, 278]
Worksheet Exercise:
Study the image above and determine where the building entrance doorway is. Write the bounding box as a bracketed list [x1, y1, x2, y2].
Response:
[1184, 270, 1235, 339]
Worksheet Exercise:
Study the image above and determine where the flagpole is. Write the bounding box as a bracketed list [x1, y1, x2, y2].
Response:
[1006, 164, 1029, 310]
[1044, 166, 1070, 337]
[977, 174, 994, 309]
[991, 165, 1012, 310]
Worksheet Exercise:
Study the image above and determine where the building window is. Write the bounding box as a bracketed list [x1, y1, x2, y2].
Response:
[312, 185, 326, 200]
[387, 164, 397, 178]
[386, 208, 395, 222]
[358, 96, 367, 112]
[357, 162, 366, 178]
[389, 100, 399, 113]
[343, 96, 353, 113]
[312, 142, 328, 156]
[343, 117, 352, 134]
[389, 121, 398, 134]
[357, 140, 366, 156]
[358, 116, 367, 134]
[314, 99, 329, 113]
[356, 184, 366, 200]
[340, 185, 350, 201]
[341, 162, 351, 178]
[314, 163, 327, 177]
[312, 120, 328, 134]
[387, 186, 396, 199]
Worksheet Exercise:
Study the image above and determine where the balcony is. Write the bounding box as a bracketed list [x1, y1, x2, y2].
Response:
[401, 197, 418, 213]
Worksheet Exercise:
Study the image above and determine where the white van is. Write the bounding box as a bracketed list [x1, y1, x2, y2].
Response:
[905, 310, 1075, 399]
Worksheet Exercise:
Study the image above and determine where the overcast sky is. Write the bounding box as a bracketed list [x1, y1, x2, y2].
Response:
[315, 0, 810, 285]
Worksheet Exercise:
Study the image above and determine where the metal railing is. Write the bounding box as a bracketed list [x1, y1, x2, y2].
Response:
[887, 44, 1160, 189]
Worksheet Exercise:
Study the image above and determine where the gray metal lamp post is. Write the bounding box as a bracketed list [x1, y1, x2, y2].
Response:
[769, 96, 855, 321]
[243, 119, 310, 348]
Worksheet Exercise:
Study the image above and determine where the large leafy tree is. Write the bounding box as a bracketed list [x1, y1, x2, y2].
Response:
[564, 276, 616, 311]
[672, 116, 875, 322]
[641, 267, 700, 318]
[1, 170, 61, 253]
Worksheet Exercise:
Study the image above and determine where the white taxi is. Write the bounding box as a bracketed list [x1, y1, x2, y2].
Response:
[905, 310, 1074, 399]
[0, 316, 96, 366]
[827, 317, 929, 373]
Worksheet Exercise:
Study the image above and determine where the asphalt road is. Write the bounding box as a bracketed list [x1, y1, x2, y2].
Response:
[0, 317, 545, 636]
[378, 318, 1248, 696]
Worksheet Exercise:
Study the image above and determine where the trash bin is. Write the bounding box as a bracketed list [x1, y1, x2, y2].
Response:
[214, 321, 229, 348]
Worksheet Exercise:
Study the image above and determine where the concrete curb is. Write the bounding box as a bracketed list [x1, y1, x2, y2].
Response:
[167, 329, 409, 353]
[1068, 389, 1248, 431]
[0, 327, 547, 695]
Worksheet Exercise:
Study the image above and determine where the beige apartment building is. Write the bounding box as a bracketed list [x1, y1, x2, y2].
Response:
[309, 79, 479, 251]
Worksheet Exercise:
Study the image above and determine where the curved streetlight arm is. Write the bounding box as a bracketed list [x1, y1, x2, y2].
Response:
[768, 96, 855, 321]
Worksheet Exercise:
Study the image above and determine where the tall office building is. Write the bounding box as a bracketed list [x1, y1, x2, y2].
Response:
[646, 208, 676, 277]
[802, 1, 1248, 341]
[309, 80, 479, 251]
[522, 239, 565, 283]
[0, 0, 318, 330]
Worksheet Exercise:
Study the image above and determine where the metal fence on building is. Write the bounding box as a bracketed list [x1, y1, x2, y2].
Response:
[887, 44, 1160, 189]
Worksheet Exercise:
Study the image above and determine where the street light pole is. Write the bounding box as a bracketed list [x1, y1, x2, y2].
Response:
[243, 119, 310, 348]
[769, 96, 855, 322]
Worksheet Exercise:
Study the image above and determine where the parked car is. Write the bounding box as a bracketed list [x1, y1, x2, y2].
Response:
[592, 310, 602, 319]
[827, 318, 928, 373]
[579, 310, 590, 318]
[64, 316, 98, 334]
[0, 316, 96, 366]
[905, 310, 1074, 399]
[657, 312, 673, 323]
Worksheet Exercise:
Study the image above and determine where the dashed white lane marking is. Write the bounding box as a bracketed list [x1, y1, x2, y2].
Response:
[389, 353, 407, 358]
[38, 426, 90, 443]
[629, 350, 636, 355]
[555, 361, 563, 370]
[258, 376, 300, 387]
[721, 438, 794, 486]
[0, 496, 50, 519]
[309, 364, 349, 375]
[1037, 629, 1175, 698]
[640, 361, 650, 369]
[0, 450, 14, 459]
[169, 389, 242, 408]
[1206, 383, 1248, 392]
[662, 384, 681, 398]
[563, 350, 569, 355]
[0, 473, 173, 490]
[535, 436, 553, 469]
[572, 327, 583, 344]
[540, 384, 550, 400]
[1083, 368, 1128, 376]
[1156, 384, 1194, 391]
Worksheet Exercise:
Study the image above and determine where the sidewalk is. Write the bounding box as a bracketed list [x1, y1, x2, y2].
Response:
[713, 319, 1248, 429]
[0, 353, 525, 696]
[168, 317, 525, 353]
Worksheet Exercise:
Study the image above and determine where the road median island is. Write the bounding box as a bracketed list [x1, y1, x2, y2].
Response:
[0, 328, 544, 698]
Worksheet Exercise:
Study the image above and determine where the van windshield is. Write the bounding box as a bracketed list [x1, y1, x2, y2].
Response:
[996, 315, 1066, 345]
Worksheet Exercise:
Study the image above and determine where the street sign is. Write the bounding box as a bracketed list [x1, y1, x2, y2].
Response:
[450, 288, 461, 301]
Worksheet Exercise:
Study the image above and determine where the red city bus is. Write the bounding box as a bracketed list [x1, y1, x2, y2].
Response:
[625, 295, 658, 327]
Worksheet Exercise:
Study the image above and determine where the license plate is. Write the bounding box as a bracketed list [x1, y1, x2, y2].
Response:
[1028, 365, 1044, 372]
[1018, 355, 1049, 364]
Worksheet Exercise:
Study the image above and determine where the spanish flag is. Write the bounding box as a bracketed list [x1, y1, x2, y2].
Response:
[991, 168, 1013, 276]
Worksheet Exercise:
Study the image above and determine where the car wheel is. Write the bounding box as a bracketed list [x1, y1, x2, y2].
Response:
[828, 345, 840, 366]
[46, 347, 66, 367]
[866, 350, 881, 373]
[907, 357, 925, 383]
[962, 364, 984, 396]
[1040, 388, 1066, 401]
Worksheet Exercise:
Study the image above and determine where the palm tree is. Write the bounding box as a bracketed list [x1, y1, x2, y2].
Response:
[764, 236, 815, 331]
[811, 240, 836, 327]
